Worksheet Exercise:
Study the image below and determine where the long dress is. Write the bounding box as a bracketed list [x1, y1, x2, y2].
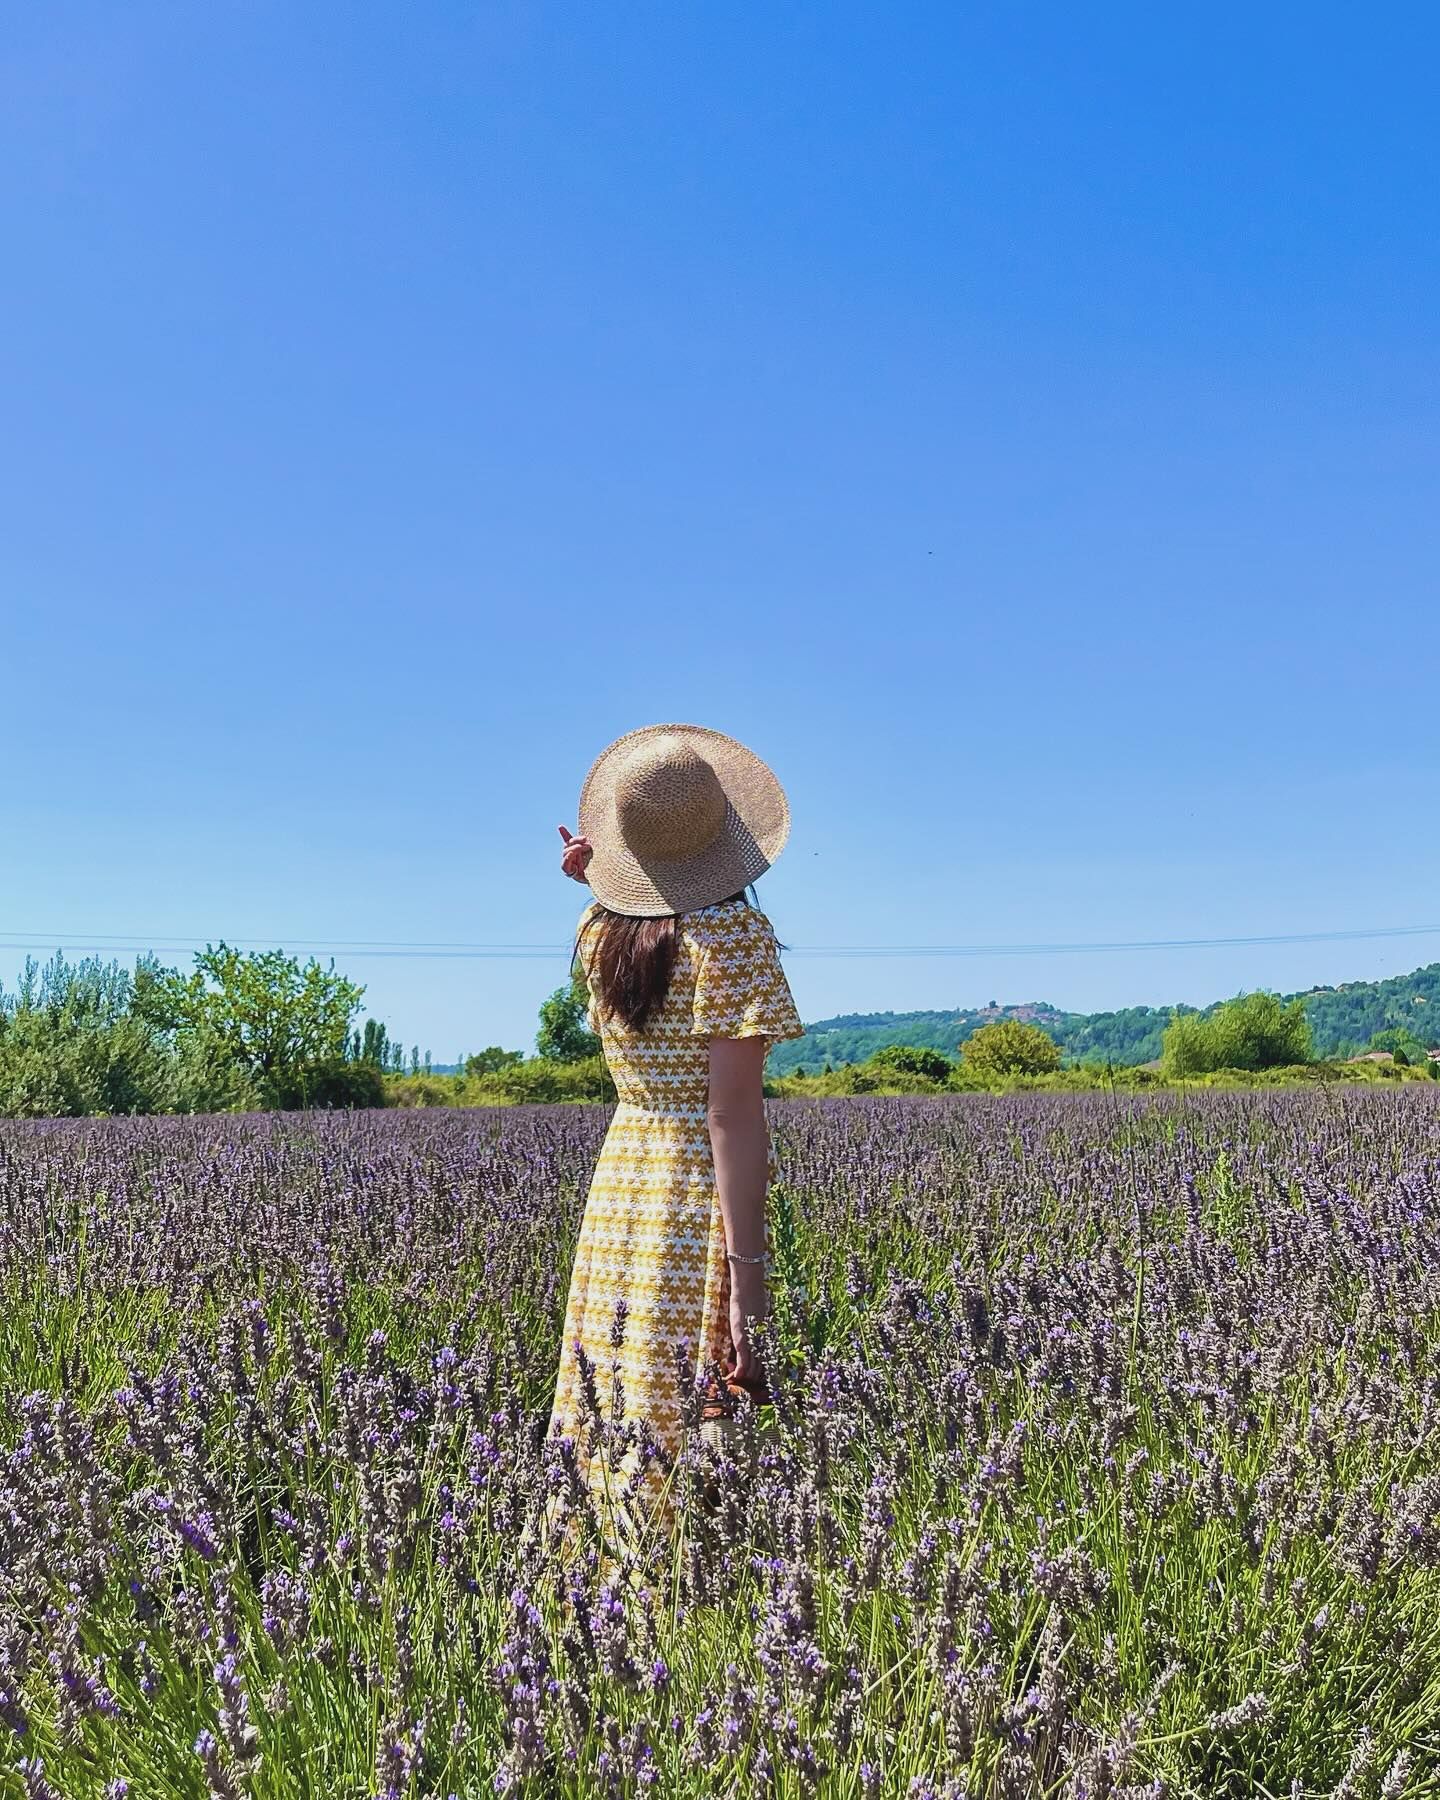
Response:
[547, 896, 804, 1545]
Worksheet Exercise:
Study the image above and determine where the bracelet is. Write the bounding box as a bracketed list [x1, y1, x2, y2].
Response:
[726, 1249, 767, 1265]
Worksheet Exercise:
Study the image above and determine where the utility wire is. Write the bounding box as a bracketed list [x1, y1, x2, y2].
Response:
[1, 924, 1438, 961]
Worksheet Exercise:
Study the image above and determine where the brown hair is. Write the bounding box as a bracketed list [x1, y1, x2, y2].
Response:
[577, 890, 751, 1032]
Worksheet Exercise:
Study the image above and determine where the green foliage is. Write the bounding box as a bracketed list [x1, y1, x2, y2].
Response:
[168, 1026, 262, 1115]
[961, 1018, 1062, 1077]
[389, 1054, 616, 1108]
[0, 946, 411, 1119]
[485, 1054, 616, 1104]
[0, 954, 177, 1118]
[867, 1044, 955, 1083]
[771, 1054, 1439, 1099]
[1162, 1014, 1214, 1076]
[1163, 991, 1312, 1075]
[536, 972, 600, 1064]
[155, 943, 366, 1109]
[1299, 963, 1440, 1058]
[1367, 1026, 1429, 1066]
[770, 961, 1440, 1078]
[268, 1056, 387, 1110]
[349, 1018, 398, 1069]
[465, 1046, 525, 1076]
[765, 1002, 1182, 1076]
[382, 1072, 466, 1109]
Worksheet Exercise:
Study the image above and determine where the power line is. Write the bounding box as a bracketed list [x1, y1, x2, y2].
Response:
[1, 923, 1438, 961]
[0, 938, 560, 959]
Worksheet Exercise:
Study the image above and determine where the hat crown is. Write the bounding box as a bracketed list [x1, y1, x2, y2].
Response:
[614, 733, 727, 861]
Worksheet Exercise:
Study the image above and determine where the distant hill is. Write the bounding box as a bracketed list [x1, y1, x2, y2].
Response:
[1294, 962, 1440, 1058]
[766, 960, 1440, 1075]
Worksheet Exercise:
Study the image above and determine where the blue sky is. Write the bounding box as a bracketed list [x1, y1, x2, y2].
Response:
[4, 2, 1438, 1060]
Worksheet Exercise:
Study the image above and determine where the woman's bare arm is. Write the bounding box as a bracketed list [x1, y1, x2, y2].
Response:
[707, 1036, 771, 1383]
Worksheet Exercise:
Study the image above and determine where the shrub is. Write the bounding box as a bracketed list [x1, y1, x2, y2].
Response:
[1163, 992, 1312, 1075]
[961, 1019, 1062, 1077]
[386, 1074, 460, 1109]
[483, 1055, 616, 1104]
[867, 1044, 956, 1084]
[271, 1058, 387, 1111]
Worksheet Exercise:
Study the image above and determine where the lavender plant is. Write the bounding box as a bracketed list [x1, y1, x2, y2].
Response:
[1, 1091, 1438, 1796]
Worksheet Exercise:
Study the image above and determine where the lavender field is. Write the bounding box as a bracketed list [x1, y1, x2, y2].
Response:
[2, 1093, 1439, 1799]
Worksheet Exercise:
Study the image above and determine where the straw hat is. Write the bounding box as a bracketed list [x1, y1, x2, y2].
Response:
[577, 723, 790, 917]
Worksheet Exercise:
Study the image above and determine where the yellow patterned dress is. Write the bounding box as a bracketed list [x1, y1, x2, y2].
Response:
[547, 896, 804, 1541]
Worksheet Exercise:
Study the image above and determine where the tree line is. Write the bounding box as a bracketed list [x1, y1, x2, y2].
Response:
[775, 991, 1440, 1096]
[6, 948, 1437, 1120]
[0, 947, 400, 1118]
[767, 961, 1440, 1077]
[0, 950, 612, 1119]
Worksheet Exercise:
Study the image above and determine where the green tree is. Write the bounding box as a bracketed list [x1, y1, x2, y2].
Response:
[537, 972, 600, 1064]
[465, 1046, 524, 1076]
[0, 954, 176, 1118]
[352, 1018, 391, 1067]
[155, 944, 365, 1109]
[868, 1044, 956, 1083]
[1367, 1027, 1428, 1065]
[1161, 1012, 1211, 1075]
[961, 1019, 1062, 1077]
[1163, 991, 1311, 1075]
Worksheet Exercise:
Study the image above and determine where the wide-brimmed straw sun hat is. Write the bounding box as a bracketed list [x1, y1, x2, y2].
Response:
[577, 723, 790, 917]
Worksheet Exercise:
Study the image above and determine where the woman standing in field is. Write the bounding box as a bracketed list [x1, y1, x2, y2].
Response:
[547, 723, 803, 1552]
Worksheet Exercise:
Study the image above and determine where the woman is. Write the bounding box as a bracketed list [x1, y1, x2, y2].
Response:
[546, 723, 803, 1547]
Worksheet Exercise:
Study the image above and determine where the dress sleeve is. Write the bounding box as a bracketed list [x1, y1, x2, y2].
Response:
[690, 906, 805, 1043]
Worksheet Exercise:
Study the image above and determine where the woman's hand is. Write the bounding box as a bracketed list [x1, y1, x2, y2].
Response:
[558, 824, 593, 884]
[726, 1261, 770, 1391]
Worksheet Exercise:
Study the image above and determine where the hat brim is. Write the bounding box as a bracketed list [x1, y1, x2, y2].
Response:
[577, 723, 790, 918]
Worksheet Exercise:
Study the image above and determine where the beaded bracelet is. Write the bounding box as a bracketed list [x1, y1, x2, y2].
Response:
[726, 1249, 767, 1265]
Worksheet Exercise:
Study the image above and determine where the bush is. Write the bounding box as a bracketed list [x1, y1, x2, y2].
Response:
[386, 1074, 462, 1109]
[389, 1056, 619, 1108]
[270, 1058, 387, 1111]
[1163, 991, 1312, 1075]
[0, 956, 178, 1118]
[867, 1044, 956, 1084]
[482, 1055, 616, 1104]
[961, 1019, 1062, 1077]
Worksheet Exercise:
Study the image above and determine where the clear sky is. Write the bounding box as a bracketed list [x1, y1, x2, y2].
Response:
[5, 2, 1439, 1061]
